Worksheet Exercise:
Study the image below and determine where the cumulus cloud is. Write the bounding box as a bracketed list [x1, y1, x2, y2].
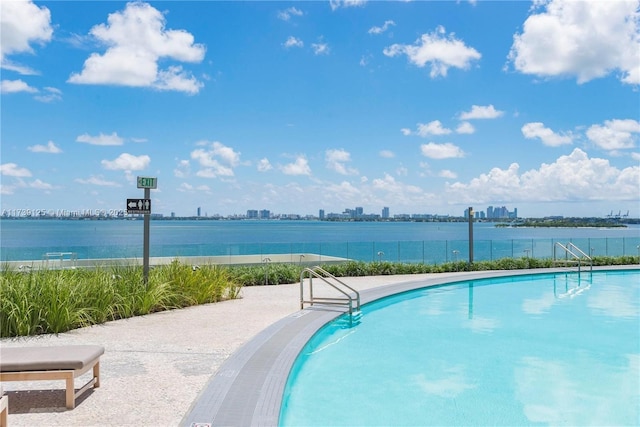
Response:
[446, 148, 640, 203]
[372, 173, 423, 196]
[417, 120, 452, 137]
[0, 0, 53, 74]
[369, 20, 395, 35]
[0, 163, 32, 177]
[284, 36, 304, 49]
[459, 104, 504, 120]
[420, 142, 465, 159]
[312, 42, 330, 55]
[586, 119, 640, 151]
[191, 141, 240, 178]
[27, 140, 62, 153]
[34, 86, 62, 103]
[326, 148, 358, 175]
[29, 179, 54, 191]
[379, 150, 395, 158]
[77, 132, 124, 146]
[173, 159, 190, 178]
[383, 25, 481, 78]
[75, 175, 120, 186]
[101, 153, 150, 170]
[281, 156, 311, 175]
[257, 158, 273, 172]
[277, 7, 303, 21]
[508, 0, 640, 85]
[456, 121, 475, 134]
[439, 169, 458, 179]
[1, 79, 37, 93]
[68, 2, 206, 94]
[522, 122, 573, 147]
[329, 0, 367, 11]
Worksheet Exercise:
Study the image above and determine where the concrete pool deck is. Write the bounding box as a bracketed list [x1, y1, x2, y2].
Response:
[1, 266, 636, 426]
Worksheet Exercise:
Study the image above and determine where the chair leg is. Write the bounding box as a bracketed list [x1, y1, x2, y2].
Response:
[0, 394, 8, 427]
[65, 375, 75, 409]
[93, 361, 100, 388]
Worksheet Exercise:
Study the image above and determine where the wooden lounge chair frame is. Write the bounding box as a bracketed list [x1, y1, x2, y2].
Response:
[0, 389, 7, 427]
[0, 345, 104, 410]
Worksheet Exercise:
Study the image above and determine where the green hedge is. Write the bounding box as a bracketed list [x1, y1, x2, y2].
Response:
[0, 260, 240, 338]
[2, 256, 637, 337]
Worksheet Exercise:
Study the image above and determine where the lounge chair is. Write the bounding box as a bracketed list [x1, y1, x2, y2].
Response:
[0, 384, 7, 427]
[0, 345, 104, 409]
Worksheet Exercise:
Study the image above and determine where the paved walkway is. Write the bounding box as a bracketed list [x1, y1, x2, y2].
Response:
[0, 273, 451, 426]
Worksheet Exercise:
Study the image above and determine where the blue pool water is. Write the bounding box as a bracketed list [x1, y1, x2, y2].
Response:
[280, 270, 640, 426]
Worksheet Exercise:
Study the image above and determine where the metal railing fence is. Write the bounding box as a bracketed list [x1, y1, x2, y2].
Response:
[3, 237, 639, 264]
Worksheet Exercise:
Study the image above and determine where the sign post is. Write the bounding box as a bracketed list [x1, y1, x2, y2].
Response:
[468, 206, 474, 264]
[127, 176, 157, 286]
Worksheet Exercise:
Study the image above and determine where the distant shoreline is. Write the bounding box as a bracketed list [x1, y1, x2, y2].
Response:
[496, 220, 628, 228]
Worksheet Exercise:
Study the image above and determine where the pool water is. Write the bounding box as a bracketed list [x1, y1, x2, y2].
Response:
[280, 271, 640, 426]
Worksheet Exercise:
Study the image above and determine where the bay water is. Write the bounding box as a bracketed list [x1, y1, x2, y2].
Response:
[1, 219, 638, 263]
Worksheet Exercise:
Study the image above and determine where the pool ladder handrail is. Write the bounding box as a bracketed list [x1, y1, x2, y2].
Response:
[300, 266, 361, 315]
[553, 242, 593, 273]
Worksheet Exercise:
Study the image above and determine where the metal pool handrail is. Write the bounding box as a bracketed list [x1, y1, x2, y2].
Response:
[300, 266, 361, 314]
[553, 242, 593, 273]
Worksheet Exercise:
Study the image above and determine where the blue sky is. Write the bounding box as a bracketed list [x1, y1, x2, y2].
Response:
[1, 0, 639, 218]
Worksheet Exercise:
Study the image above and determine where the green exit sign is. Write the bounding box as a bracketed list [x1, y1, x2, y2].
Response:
[137, 176, 157, 189]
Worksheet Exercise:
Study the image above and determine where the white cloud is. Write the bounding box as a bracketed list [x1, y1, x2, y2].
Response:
[368, 20, 395, 35]
[257, 158, 273, 172]
[312, 42, 330, 55]
[508, 0, 640, 85]
[178, 182, 194, 192]
[68, 2, 206, 94]
[1, 79, 37, 93]
[101, 153, 150, 171]
[459, 104, 504, 120]
[281, 156, 311, 175]
[0, 163, 32, 177]
[34, 86, 62, 103]
[77, 132, 124, 146]
[446, 148, 640, 203]
[416, 120, 452, 137]
[29, 178, 54, 191]
[191, 141, 240, 178]
[522, 122, 573, 147]
[284, 36, 304, 49]
[379, 150, 395, 158]
[75, 175, 120, 186]
[326, 148, 358, 175]
[0, 0, 53, 73]
[173, 159, 190, 178]
[383, 25, 481, 78]
[372, 173, 424, 196]
[277, 7, 303, 21]
[329, 0, 367, 11]
[27, 140, 62, 153]
[420, 142, 465, 159]
[439, 169, 457, 179]
[586, 119, 640, 151]
[456, 121, 475, 134]
[400, 128, 412, 136]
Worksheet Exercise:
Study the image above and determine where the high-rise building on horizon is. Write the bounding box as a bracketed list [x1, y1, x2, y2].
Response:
[382, 207, 389, 219]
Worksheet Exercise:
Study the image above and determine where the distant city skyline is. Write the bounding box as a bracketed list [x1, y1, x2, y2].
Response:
[1, 1, 638, 218]
[7, 203, 636, 221]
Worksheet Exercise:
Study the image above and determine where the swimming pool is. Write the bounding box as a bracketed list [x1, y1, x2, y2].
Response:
[279, 270, 640, 426]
